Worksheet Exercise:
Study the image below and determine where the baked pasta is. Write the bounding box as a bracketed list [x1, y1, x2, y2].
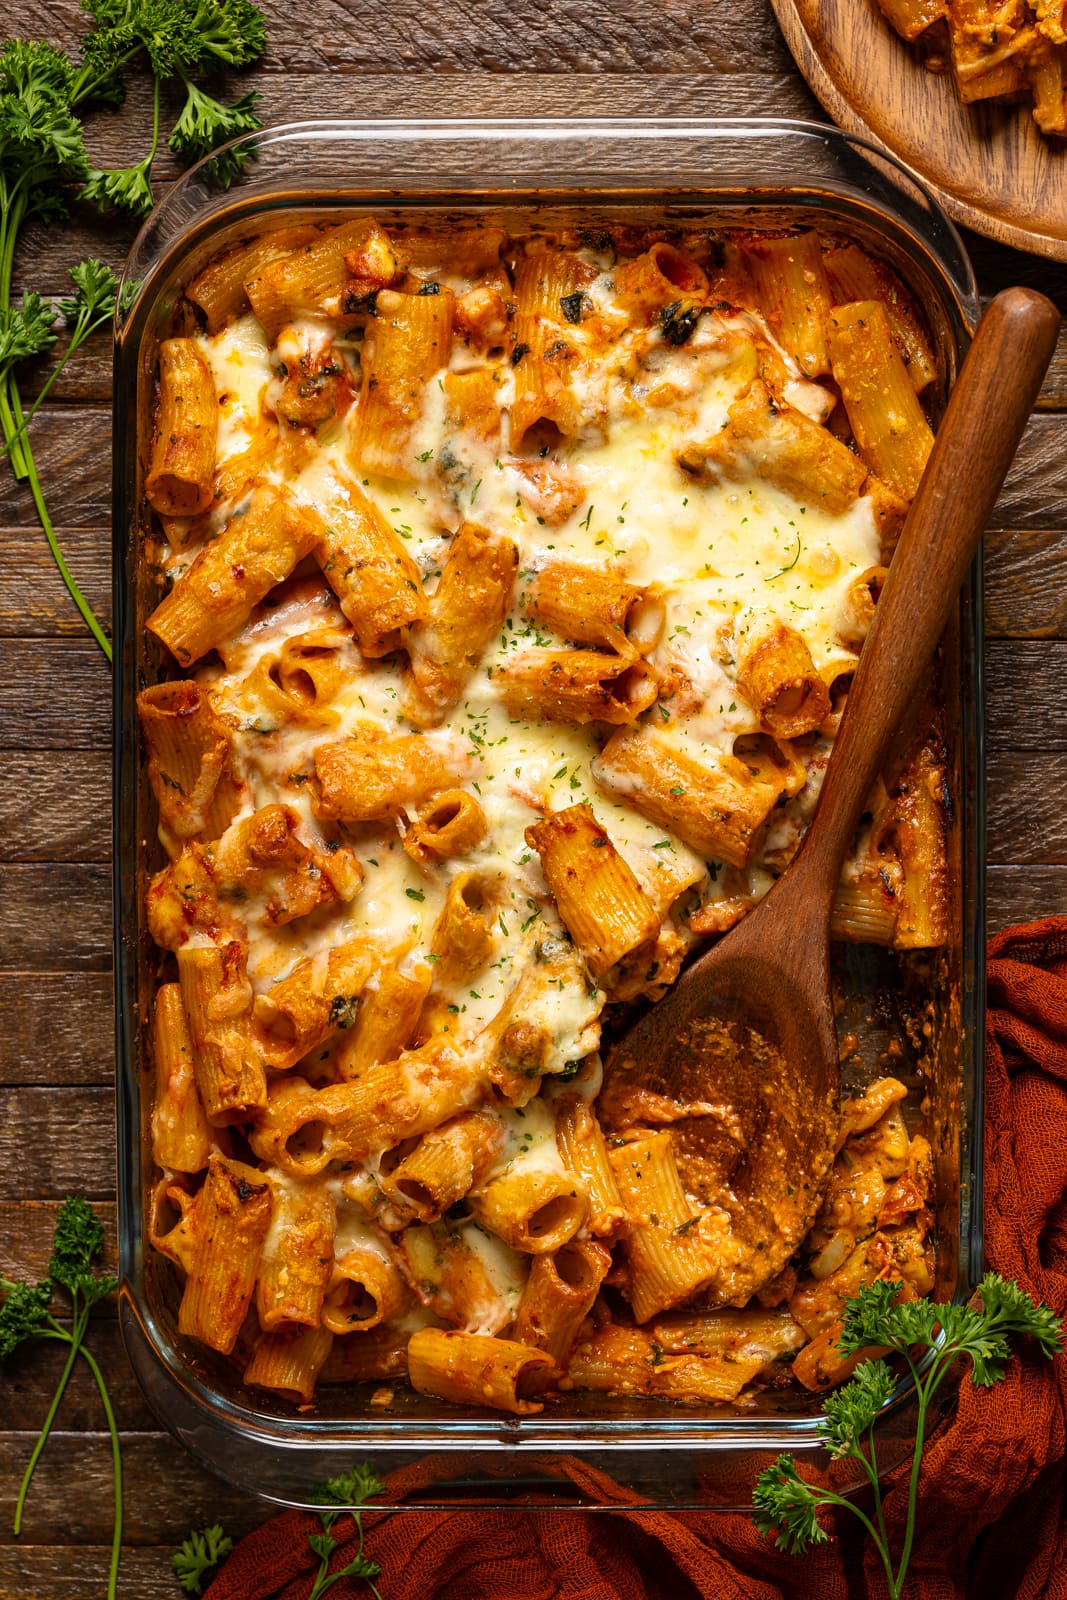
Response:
[141, 216, 941, 1413]
[877, 0, 1067, 135]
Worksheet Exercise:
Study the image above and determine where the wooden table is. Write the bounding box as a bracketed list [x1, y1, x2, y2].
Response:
[2, 2, 1066, 1593]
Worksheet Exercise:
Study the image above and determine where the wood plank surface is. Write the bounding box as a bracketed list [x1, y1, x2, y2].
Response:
[0, 866, 112, 971]
[0, 1546, 196, 1600]
[0, 974, 114, 1084]
[5, 2, 793, 76]
[0, 752, 110, 860]
[0, 524, 113, 638]
[1, 0, 1065, 1592]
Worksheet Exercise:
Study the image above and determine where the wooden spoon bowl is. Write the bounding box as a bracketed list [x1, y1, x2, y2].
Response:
[603, 287, 1060, 1307]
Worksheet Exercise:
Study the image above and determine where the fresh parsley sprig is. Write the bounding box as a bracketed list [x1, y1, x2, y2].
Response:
[753, 1273, 1063, 1600]
[173, 1523, 234, 1594]
[0, 1196, 122, 1599]
[307, 1463, 386, 1599]
[0, 3, 267, 659]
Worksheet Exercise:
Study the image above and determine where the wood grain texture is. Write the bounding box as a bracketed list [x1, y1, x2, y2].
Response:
[0, 641, 111, 747]
[5, 0, 792, 75]
[0, 410, 112, 529]
[1, 1433, 265, 1543]
[0, 866, 112, 971]
[988, 866, 1067, 927]
[0, 1546, 194, 1600]
[770, 0, 1067, 260]
[0, 752, 110, 861]
[984, 530, 1067, 638]
[0, 974, 114, 1085]
[0, 525, 113, 637]
[0, 1088, 115, 1198]
[986, 642, 1067, 749]
[987, 753, 1067, 865]
[0, 1199, 115, 1281]
[3, 1326, 156, 1433]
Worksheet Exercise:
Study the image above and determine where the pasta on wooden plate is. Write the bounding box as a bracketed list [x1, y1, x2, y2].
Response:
[141, 216, 943, 1413]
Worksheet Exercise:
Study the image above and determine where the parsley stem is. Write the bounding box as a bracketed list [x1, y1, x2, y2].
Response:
[12, 1301, 86, 1536]
[866, 1418, 890, 1562]
[78, 1339, 123, 1600]
[814, 1486, 898, 1593]
[20, 407, 112, 661]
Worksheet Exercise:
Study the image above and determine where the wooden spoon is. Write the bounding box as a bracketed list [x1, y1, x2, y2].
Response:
[601, 287, 1059, 1308]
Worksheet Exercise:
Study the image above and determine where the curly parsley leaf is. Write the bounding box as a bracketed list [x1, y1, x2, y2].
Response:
[819, 1358, 897, 1459]
[173, 1524, 234, 1594]
[167, 83, 261, 181]
[753, 1455, 830, 1556]
[0, 1277, 53, 1361]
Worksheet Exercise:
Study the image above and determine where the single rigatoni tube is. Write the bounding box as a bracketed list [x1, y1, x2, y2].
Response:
[593, 726, 785, 869]
[429, 871, 496, 985]
[256, 1176, 335, 1330]
[407, 1328, 555, 1415]
[402, 790, 487, 868]
[376, 1109, 503, 1223]
[312, 726, 455, 823]
[243, 1324, 333, 1404]
[147, 485, 326, 665]
[690, 379, 867, 514]
[312, 466, 428, 655]
[520, 561, 663, 657]
[468, 1166, 587, 1256]
[608, 1132, 717, 1322]
[613, 242, 709, 318]
[512, 1238, 612, 1365]
[739, 231, 834, 377]
[553, 1095, 627, 1238]
[495, 649, 658, 725]
[732, 613, 831, 739]
[404, 522, 518, 726]
[335, 965, 432, 1080]
[178, 1155, 272, 1354]
[350, 288, 455, 478]
[509, 251, 593, 449]
[321, 1245, 407, 1334]
[244, 218, 401, 340]
[146, 339, 218, 517]
[823, 243, 936, 391]
[525, 804, 659, 978]
[827, 301, 934, 501]
[177, 942, 267, 1126]
[136, 681, 241, 841]
[151, 984, 212, 1173]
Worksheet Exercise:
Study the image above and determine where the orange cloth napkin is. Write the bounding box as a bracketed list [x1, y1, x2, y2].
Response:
[205, 918, 1067, 1600]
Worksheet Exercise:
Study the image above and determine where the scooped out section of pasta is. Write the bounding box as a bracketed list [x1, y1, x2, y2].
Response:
[140, 218, 945, 1414]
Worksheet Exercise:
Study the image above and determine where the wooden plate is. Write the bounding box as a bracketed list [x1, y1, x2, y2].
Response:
[770, 0, 1067, 261]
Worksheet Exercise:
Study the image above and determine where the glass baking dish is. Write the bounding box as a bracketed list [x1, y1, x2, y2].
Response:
[112, 118, 984, 1511]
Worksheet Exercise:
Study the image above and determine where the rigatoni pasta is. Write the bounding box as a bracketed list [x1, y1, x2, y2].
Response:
[141, 212, 945, 1415]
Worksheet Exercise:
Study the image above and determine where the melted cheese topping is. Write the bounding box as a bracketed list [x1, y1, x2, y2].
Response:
[185, 295, 876, 1021]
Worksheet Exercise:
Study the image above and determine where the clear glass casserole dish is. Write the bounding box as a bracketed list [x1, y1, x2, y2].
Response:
[112, 118, 984, 1511]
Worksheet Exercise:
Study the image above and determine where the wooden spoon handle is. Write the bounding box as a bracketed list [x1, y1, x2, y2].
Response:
[798, 286, 1059, 891]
